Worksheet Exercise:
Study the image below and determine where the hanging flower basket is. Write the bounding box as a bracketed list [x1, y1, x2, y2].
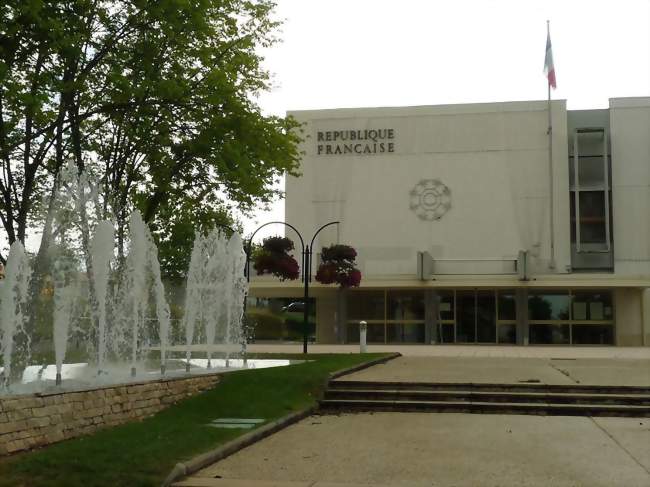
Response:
[315, 244, 361, 288]
[253, 236, 300, 281]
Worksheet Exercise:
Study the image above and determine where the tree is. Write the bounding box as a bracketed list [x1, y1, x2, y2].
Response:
[0, 0, 302, 275]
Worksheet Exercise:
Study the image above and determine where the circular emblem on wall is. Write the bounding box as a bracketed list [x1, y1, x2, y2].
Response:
[409, 179, 452, 221]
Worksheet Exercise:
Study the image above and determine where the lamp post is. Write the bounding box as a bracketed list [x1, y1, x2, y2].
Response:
[303, 221, 340, 353]
[245, 220, 340, 354]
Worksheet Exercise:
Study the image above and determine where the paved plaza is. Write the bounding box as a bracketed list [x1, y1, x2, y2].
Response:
[175, 351, 650, 487]
[184, 413, 650, 487]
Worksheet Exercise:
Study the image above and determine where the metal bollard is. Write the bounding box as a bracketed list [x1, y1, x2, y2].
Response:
[359, 320, 367, 353]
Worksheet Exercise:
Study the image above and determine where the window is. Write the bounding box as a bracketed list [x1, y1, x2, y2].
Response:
[528, 292, 570, 321]
[347, 290, 425, 344]
[528, 290, 614, 345]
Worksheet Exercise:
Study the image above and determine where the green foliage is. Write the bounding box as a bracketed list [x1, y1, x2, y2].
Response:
[0, 0, 302, 273]
[0, 353, 388, 487]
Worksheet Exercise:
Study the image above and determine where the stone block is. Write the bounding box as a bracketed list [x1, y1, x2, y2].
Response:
[7, 409, 32, 421]
[32, 405, 59, 418]
[3, 397, 43, 411]
[0, 420, 26, 435]
[49, 414, 62, 425]
[26, 416, 50, 429]
[6, 440, 26, 453]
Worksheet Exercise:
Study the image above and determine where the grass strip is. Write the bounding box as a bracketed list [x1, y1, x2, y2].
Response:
[0, 353, 387, 487]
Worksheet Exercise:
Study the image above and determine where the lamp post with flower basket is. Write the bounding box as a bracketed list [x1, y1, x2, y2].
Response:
[249, 221, 352, 353]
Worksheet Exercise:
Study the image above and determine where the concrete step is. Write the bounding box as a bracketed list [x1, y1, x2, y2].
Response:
[318, 399, 650, 417]
[323, 388, 650, 406]
[329, 380, 650, 395]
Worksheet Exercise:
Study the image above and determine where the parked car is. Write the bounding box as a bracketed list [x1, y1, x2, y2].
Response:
[282, 301, 305, 313]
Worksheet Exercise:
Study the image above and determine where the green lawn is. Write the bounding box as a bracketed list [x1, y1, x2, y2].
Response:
[0, 353, 387, 487]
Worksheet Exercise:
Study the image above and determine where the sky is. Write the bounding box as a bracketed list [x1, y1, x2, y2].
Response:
[241, 0, 650, 239]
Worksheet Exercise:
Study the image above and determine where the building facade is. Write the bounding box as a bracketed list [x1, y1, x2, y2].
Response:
[250, 97, 650, 346]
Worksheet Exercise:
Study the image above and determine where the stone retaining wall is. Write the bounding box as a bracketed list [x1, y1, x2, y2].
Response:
[0, 373, 221, 455]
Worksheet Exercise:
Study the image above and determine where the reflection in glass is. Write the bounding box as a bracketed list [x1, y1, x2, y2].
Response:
[346, 322, 386, 343]
[571, 291, 613, 321]
[528, 292, 570, 320]
[366, 323, 386, 343]
[476, 291, 496, 343]
[529, 324, 570, 344]
[436, 323, 455, 343]
[438, 291, 455, 321]
[456, 291, 476, 343]
[388, 291, 424, 321]
[498, 291, 516, 321]
[498, 324, 516, 344]
[572, 325, 613, 345]
[347, 291, 385, 320]
[246, 297, 315, 341]
[346, 323, 360, 343]
[387, 323, 425, 343]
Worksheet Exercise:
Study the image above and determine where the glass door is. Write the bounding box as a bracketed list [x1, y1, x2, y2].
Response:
[454, 290, 497, 344]
[476, 291, 496, 343]
[456, 291, 476, 343]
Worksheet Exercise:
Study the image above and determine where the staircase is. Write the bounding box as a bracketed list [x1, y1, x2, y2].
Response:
[319, 380, 650, 417]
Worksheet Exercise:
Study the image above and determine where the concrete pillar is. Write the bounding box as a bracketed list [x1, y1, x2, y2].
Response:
[316, 294, 338, 344]
[641, 288, 650, 347]
[516, 288, 529, 345]
[336, 288, 348, 344]
[615, 288, 645, 346]
[425, 289, 438, 344]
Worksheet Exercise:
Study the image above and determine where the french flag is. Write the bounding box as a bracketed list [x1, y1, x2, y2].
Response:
[544, 28, 557, 89]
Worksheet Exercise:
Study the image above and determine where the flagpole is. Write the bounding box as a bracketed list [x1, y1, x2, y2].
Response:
[547, 20, 556, 269]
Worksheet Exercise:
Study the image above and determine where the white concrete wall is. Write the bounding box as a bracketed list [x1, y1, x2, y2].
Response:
[286, 101, 570, 278]
[610, 98, 650, 277]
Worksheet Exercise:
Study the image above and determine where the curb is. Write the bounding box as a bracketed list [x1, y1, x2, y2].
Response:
[161, 353, 400, 487]
[161, 406, 316, 486]
[328, 352, 401, 381]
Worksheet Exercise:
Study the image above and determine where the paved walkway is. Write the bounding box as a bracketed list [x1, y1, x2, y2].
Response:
[186, 413, 650, 487]
[337, 355, 650, 386]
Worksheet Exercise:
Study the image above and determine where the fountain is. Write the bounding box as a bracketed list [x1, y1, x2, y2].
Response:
[0, 170, 251, 395]
[0, 167, 304, 457]
[0, 242, 31, 388]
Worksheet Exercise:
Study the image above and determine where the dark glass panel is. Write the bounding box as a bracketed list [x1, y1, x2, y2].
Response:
[346, 322, 360, 343]
[366, 323, 385, 343]
[571, 325, 613, 345]
[387, 291, 424, 321]
[436, 323, 455, 343]
[456, 291, 476, 343]
[529, 324, 570, 344]
[347, 291, 384, 320]
[438, 291, 455, 321]
[498, 291, 516, 321]
[387, 323, 425, 343]
[476, 291, 496, 343]
[571, 291, 613, 321]
[528, 292, 570, 320]
[498, 324, 517, 344]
